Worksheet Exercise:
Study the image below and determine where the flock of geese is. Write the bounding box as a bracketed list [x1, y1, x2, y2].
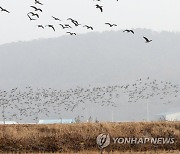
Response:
[1, 0, 152, 42]
[122, 77, 178, 104]
[0, 1, 176, 123]
[0, 78, 178, 123]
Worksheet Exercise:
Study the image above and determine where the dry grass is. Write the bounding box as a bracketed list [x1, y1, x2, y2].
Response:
[0, 122, 179, 153]
[59, 150, 180, 154]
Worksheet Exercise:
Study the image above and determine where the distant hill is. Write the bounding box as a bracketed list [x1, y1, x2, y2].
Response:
[0, 29, 180, 89]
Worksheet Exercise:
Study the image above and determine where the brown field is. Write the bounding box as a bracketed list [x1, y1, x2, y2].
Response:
[0, 122, 179, 153]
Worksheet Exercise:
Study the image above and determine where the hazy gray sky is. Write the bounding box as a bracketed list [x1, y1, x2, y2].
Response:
[0, 0, 180, 44]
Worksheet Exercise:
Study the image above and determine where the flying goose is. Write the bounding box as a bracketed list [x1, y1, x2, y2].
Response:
[123, 29, 134, 34]
[52, 16, 61, 21]
[83, 25, 93, 30]
[143, 36, 152, 43]
[64, 24, 72, 28]
[59, 24, 69, 29]
[67, 18, 80, 26]
[95, 4, 103, 12]
[37, 25, 44, 29]
[27, 14, 36, 21]
[30, 6, 42, 12]
[72, 20, 81, 26]
[28, 12, 39, 18]
[35, 0, 43, 5]
[46, 25, 55, 31]
[67, 32, 76, 35]
[0, 6, 10, 13]
[105, 23, 117, 27]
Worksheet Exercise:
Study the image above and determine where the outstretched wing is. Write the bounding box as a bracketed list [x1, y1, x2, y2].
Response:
[27, 14, 36, 20]
[105, 23, 111, 26]
[143, 36, 149, 42]
[123, 30, 128, 32]
[35, 13, 39, 18]
[4, 9, 10, 13]
[51, 26, 55, 31]
[30, 6, 37, 10]
[90, 26, 93, 30]
[130, 30, 134, 34]
[35, 0, 43, 5]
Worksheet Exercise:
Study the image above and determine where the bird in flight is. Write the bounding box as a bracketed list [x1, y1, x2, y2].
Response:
[71, 20, 80, 26]
[30, 6, 42, 12]
[83, 25, 93, 30]
[73, 21, 81, 26]
[64, 24, 72, 28]
[37, 25, 44, 29]
[67, 32, 76, 35]
[52, 16, 61, 21]
[105, 23, 117, 27]
[67, 18, 77, 22]
[95, 5, 103, 12]
[123, 29, 134, 34]
[46, 25, 55, 31]
[67, 18, 79, 26]
[27, 14, 36, 21]
[35, 0, 43, 5]
[59, 24, 70, 29]
[28, 12, 39, 18]
[67, 18, 75, 21]
[0, 6, 10, 13]
[143, 36, 152, 43]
